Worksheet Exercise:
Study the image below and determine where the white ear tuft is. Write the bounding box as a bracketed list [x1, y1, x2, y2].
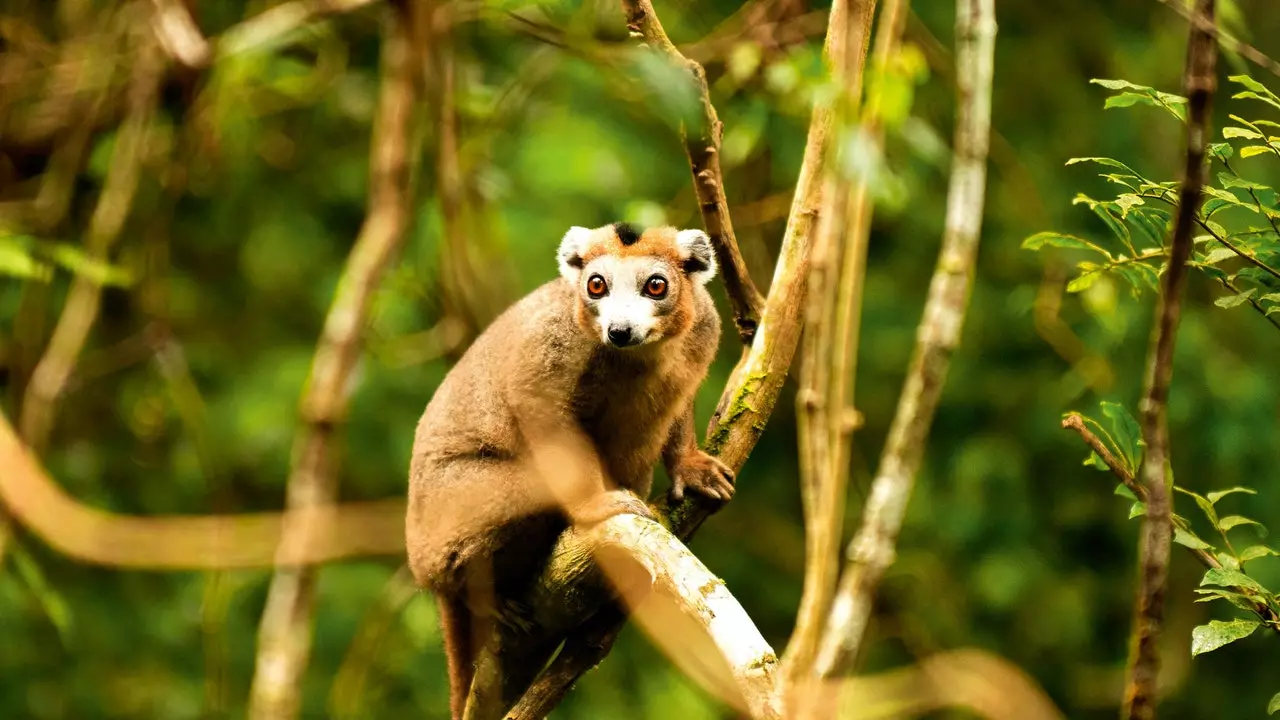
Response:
[557, 226, 593, 281]
[675, 229, 717, 284]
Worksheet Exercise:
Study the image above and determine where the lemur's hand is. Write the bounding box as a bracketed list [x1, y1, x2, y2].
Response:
[669, 450, 735, 504]
[571, 489, 657, 527]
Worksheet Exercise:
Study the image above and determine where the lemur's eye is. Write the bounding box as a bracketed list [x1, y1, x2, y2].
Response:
[644, 275, 668, 299]
[587, 274, 608, 298]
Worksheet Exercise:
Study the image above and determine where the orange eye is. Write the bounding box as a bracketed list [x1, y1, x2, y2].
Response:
[587, 275, 608, 298]
[644, 276, 668, 299]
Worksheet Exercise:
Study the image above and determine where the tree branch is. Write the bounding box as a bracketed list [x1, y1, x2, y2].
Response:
[1123, 3, 1215, 718]
[1059, 413, 1280, 630]
[246, 8, 418, 718]
[784, 0, 881, 692]
[812, 0, 996, 679]
[621, 0, 766, 343]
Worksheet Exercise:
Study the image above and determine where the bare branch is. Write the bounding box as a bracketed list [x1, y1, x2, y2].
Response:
[19, 31, 163, 454]
[246, 8, 419, 718]
[150, 0, 212, 68]
[1153, 0, 1280, 78]
[621, 0, 766, 343]
[1123, 2, 1215, 717]
[783, 0, 879, 690]
[813, 0, 996, 678]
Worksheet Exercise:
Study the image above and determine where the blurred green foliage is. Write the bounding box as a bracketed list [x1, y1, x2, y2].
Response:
[4, 0, 1280, 718]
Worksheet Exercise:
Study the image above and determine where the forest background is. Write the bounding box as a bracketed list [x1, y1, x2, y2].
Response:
[2, 0, 1279, 718]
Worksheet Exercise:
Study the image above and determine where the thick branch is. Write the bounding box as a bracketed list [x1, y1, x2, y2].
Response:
[247, 8, 418, 719]
[813, 0, 996, 677]
[1123, 2, 1214, 719]
[621, 0, 766, 343]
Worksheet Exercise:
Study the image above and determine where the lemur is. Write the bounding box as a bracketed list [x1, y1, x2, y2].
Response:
[406, 222, 735, 719]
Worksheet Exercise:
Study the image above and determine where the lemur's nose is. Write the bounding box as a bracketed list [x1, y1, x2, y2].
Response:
[607, 325, 636, 347]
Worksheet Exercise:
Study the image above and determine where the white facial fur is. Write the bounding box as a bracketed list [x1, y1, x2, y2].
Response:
[581, 255, 674, 346]
[556, 224, 719, 348]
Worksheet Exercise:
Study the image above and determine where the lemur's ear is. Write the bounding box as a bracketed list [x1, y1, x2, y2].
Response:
[676, 229, 718, 285]
[558, 226, 593, 281]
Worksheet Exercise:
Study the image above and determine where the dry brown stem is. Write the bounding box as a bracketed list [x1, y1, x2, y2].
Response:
[245, 7, 418, 718]
[1122, 2, 1215, 718]
[621, 0, 766, 342]
[19, 31, 162, 454]
[812, 0, 996, 681]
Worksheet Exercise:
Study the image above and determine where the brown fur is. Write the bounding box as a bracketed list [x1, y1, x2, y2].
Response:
[405, 225, 734, 719]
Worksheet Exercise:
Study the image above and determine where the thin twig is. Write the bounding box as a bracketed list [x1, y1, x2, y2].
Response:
[1123, 2, 1215, 718]
[621, 0, 766, 343]
[812, 0, 997, 678]
[19, 32, 163, 454]
[1153, 0, 1280, 78]
[246, 7, 418, 719]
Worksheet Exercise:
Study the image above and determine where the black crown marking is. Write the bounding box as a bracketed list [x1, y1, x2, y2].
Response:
[612, 222, 642, 246]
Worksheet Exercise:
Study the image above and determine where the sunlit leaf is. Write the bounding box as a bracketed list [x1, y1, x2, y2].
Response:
[1021, 232, 1109, 255]
[1201, 567, 1268, 594]
[1115, 483, 1139, 501]
[1176, 486, 1219, 527]
[1218, 515, 1267, 536]
[1128, 502, 1146, 519]
[1239, 545, 1279, 563]
[1099, 402, 1142, 472]
[1215, 288, 1257, 308]
[1208, 486, 1257, 504]
[1190, 618, 1260, 655]
[1240, 146, 1273, 158]
[1269, 691, 1280, 715]
[1224, 126, 1264, 140]
[1193, 588, 1257, 612]
[1174, 527, 1211, 550]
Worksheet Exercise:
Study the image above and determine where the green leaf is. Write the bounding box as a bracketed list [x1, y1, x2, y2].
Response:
[42, 242, 134, 287]
[1194, 588, 1257, 612]
[1201, 245, 1240, 265]
[1065, 156, 1145, 177]
[1099, 402, 1143, 473]
[1176, 486, 1219, 527]
[1239, 545, 1278, 563]
[1066, 269, 1102, 293]
[1218, 515, 1267, 535]
[8, 540, 74, 648]
[1224, 126, 1264, 140]
[1240, 146, 1273, 158]
[1128, 502, 1146, 519]
[1115, 483, 1139, 501]
[1174, 527, 1211, 550]
[1090, 78, 1188, 120]
[1190, 619, 1260, 655]
[1021, 232, 1109, 256]
[1201, 567, 1268, 594]
[1268, 691, 1280, 715]
[0, 238, 52, 281]
[1208, 142, 1235, 161]
[1215, 288, 1257, 308]
[1207, 486, 1257, 504]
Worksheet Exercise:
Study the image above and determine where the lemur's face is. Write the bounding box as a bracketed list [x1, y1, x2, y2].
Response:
[558, 223, 718, 349]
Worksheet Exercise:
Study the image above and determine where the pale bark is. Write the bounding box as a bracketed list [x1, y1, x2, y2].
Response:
[811, 0, 997, 678]
[246, 8, 418, 718]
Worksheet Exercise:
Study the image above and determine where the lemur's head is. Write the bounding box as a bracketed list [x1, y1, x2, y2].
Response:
[557, 222, 717, 349]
